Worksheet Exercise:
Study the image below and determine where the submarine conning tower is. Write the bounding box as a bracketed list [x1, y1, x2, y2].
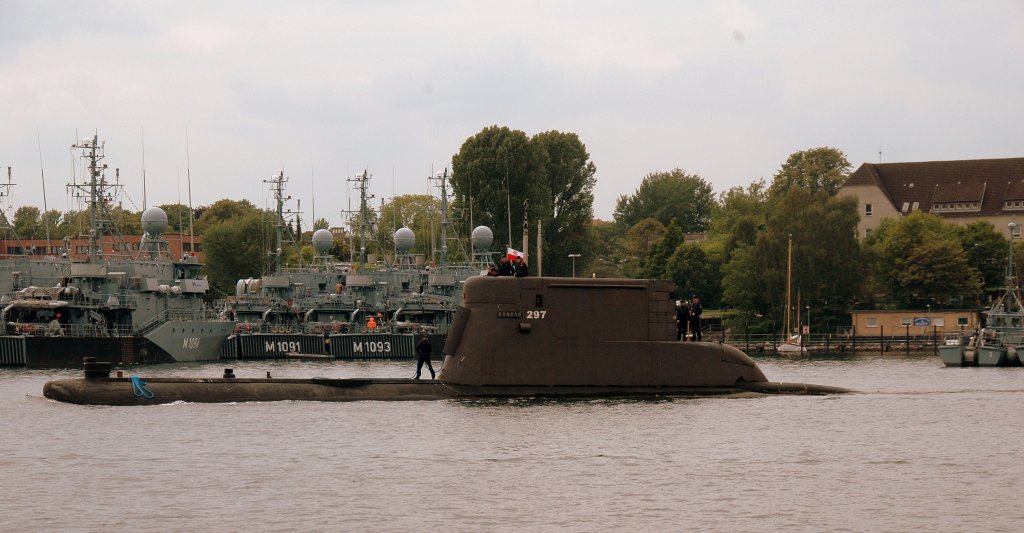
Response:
[440, 277, 769, 387]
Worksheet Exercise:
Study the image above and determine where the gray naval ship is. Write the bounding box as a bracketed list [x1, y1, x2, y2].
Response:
[223, 168, 489, 361]
[940, 223, 1024, 367]
[0, 134, 233, 368]
[43, 275, 850, 405]
[221, 170, 357, 359]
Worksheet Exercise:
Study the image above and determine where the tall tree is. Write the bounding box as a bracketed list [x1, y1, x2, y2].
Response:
[768, 147, 852, 197]
[452, 126, 597, 275]
[451, 126, 540, 255]
[721, 187, 863, 331]
[531, 130, 598, 276]
[613, 169, 714, 232]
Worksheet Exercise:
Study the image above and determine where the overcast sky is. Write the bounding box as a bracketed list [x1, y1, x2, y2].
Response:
[2, 1, 1022, 230]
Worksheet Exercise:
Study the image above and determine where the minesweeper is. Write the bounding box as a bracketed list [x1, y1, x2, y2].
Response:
[43, 276, 850, 405]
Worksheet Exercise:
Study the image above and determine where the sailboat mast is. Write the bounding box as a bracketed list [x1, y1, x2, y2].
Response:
[786, 234, 792, 336]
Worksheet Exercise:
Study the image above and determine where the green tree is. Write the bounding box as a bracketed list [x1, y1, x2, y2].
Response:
[667, 243, 723, 307]
[194, 199, 259, 234]
[721, 187, 863, 331]
[12, 206, 41, 239]
[768, 147, 852, 197]
[957, 221, 1009, 295]
[312, 217, 330, 231]
[531, 130, 598, 276]
[865, 211, 980, 307]
[109, 205, 142, 236]
[708, 179, 768, 263]
[41, 209, 64, 238]
[451, 126, 541, 254]
[613, 169, 714, 232]
[621, 218, 665, 277]
[159, 203, 196, 234]
[641, 219, 684, 279]
[201, 211, 275, 295]
[376, 194, 442, 260]
[590, 219, 628, 278]
[452, 126, 598, 276]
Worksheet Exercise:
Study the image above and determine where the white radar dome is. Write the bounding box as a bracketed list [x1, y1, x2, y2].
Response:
[394, 227, 415, 253]
[312, 229, 334, 254]
[141, 207, 169, 235]
[471, 226, 493, 251]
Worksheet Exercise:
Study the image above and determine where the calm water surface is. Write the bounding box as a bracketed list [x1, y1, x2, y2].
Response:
[2, 354, 1022, 532]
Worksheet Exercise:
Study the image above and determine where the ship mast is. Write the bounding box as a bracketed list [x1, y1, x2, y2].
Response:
[68, 134, 127, 262]
[345, 170, 373, 272]
[430, 168, 454, 269]
[263, 171, 292, 276]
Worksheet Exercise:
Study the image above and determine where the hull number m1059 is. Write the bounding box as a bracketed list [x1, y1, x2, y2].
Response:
[183, 337, 201, 349]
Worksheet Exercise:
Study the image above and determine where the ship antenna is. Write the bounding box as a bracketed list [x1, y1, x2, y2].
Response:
[141, 127, 147, 210]
[36, 127, 52, 246]
[185, 128, 195, 259]
[505, 159, 512, 250]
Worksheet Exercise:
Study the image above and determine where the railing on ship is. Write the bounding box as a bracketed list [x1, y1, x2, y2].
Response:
[712, 326, 969, 355]
[134, 308, 226, 336]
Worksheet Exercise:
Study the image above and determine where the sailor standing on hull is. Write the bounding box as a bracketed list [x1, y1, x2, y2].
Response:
[414, 335, 435, 380]
[675, 300, 690, 341]
[689, 295, 703, 341]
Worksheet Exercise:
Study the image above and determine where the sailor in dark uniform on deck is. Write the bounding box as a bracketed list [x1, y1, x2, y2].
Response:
[414, 335, 435, 380]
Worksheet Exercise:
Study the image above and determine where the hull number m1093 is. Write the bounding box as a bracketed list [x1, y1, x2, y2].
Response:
[183, 337, 201, 349]
[353, 341, 392, 353]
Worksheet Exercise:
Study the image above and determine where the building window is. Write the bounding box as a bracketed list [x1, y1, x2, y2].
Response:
[866, 317, 877, 327]
[901, 202, 910, 213]
[865, 228, 873, 238]
[865, 203, 872, 216]
[1013, 225, 1022, 238]
[912, 201, 919, 211]
[958, 317, 969, 326]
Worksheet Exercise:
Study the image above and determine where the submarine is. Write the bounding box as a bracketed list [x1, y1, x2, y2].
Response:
[43, 277, 850, 405]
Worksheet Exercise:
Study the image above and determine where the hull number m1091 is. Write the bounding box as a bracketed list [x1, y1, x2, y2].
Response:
[183, 337, 201, 349]
[353, 341, 392, 354]
[266, 341, 302, 353]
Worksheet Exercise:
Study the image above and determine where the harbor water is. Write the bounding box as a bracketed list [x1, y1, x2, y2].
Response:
[2, 354, 1022, 532]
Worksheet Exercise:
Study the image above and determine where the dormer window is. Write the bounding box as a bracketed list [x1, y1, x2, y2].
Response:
[902, 202, 910, 213]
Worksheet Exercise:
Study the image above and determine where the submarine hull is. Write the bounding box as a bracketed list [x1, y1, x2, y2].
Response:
[43, 376, 848, 406]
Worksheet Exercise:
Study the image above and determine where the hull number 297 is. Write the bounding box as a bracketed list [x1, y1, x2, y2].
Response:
[526, 310, 547, 319]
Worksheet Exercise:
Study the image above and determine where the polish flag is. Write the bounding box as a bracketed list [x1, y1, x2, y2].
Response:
[506, 247, 524, 260]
